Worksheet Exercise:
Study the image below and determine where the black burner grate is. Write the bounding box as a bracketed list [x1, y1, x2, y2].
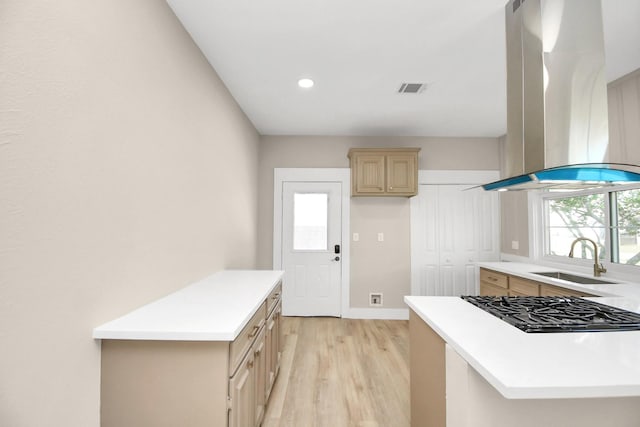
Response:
[461, 296, 640, 333]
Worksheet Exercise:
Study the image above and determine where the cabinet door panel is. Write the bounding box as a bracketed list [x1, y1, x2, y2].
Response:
[540, 284, 594, 297]
[479, 269, 508, 289]
[265, 301, 282, 401]
[229, 351, 256, 427]
[265, 314, 276, 399]
[354, 155, 385, 194]
[509, 277, 540, 296]
[480, 282, 509, 296]
[254, 328, 266, 427]
[387, 154, 417, 194]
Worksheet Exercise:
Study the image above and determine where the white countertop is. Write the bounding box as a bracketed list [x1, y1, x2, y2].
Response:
[476, 261, 640, 299]
[93, 270, 284, 341]
[405, 295, 640, 399]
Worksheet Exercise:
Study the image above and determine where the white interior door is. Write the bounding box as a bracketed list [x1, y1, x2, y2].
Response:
[281, 182, 342, 317]
[412, 184, 499, 296]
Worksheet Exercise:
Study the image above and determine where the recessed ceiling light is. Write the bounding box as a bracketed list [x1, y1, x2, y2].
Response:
[298, 78, 314, 89]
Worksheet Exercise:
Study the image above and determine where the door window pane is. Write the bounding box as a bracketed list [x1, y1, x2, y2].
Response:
[546, 194, 606, 260]
[293, 193, 328, 250]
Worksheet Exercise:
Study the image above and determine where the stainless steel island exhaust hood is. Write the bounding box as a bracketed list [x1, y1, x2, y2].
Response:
[483, 0, 640, 191]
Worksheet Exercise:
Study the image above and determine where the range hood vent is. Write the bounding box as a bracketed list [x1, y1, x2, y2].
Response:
[484, 0, 640, 191]
[483, 163, 640, 191]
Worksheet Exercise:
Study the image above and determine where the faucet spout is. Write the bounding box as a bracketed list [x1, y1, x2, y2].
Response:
[568, 237, 607, 277]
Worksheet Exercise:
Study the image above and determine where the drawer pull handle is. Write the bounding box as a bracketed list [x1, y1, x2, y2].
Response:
[248, 359, 254, 369]
[248, 326, 260, 338]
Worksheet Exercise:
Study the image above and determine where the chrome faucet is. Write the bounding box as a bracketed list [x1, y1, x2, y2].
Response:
[568, 237, 607, 277]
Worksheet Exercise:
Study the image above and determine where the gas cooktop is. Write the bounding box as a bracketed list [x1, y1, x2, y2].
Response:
[461, 296, 640, 333]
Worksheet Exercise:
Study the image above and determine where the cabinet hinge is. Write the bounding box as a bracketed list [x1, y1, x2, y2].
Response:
[227, 396, 232, 410]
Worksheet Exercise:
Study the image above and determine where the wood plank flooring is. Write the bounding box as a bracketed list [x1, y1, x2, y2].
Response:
[262, 317, 410, 427]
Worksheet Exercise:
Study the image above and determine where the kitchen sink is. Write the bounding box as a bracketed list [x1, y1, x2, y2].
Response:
[532, 271, 618, 285]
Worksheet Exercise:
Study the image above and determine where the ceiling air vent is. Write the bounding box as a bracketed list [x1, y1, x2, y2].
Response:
[398, 83, 426, 94]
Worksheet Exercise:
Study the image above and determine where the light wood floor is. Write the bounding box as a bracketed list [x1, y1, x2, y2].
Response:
[262, 317, 410, 427]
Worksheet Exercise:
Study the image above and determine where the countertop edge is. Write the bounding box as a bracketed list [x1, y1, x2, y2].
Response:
[92, 270, 284, 342]
[405, 295, 640, 400]
[405, 296, 515, 398]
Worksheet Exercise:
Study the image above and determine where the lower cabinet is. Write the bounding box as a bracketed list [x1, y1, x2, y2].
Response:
[100, 283, 283, 427]
[479, 268, 595, 297]
[479, 269, 509, 296]
[227, 286, 282, 427]
[540, 283, 593, 297]
[480, 281, 509, 296]
[508, 276, 540, 296]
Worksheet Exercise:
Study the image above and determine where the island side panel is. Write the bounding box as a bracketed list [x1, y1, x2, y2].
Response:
[409, 310, 446, 427]
[101, 340, 229, 427]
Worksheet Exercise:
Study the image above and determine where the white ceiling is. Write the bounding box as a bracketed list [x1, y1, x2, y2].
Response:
[166, 0, 640, 138]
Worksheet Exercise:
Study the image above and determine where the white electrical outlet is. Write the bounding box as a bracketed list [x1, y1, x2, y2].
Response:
[512, 240, 519, 250]
[369, 293, 383, 307]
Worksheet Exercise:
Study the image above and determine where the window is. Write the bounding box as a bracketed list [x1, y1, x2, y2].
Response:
[613, 188, 640, 265]
[293, 193, 328, 250]
[546, 193, 606, 260]
[542, 185, 640, 267]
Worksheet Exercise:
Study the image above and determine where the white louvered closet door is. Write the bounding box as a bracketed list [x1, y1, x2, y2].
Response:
[411, 184, 500, 296]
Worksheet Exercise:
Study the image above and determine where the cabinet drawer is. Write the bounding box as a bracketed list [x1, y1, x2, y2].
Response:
[230, 302, 266, 376]
[509, 277, 540, 296]
[267, 282, 282, 314]
[480, 269, 508, 289]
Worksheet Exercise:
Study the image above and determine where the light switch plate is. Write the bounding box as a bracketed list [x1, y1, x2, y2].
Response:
[353, 233, 359, 242]
[377, 232, 384, 242]
[511, 240, 519, 250]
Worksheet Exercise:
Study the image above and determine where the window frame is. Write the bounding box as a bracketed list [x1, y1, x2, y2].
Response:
[534, 182, 640, 276]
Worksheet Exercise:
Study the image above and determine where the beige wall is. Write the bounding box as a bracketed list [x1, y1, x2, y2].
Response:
[350, 197, 411, 308]
[0, 2, 259, 426]
[499, 191, 530, 257]
[258, 136, 500, 308]
[496, 134, 530, 257]
[608, 68, 640, 165]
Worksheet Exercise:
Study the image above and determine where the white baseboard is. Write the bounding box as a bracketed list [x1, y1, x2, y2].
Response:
[342, 308, 409, 320]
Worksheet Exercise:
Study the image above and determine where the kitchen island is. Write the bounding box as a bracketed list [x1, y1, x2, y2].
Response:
[94, 270, 284, 427]
[405, 295, 640, 427]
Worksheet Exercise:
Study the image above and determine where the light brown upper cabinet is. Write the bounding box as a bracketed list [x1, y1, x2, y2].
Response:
[348, 148, 420, 197]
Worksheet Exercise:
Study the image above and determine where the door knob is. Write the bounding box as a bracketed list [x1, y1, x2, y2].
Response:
[331, 256, 340, 261]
